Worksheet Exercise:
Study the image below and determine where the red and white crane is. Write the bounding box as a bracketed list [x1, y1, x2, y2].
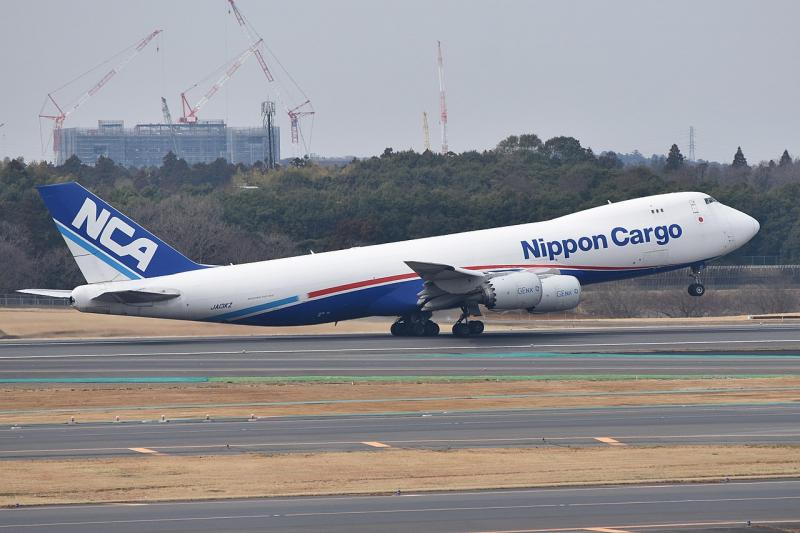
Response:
[179, 40, 262, 124]
[39, 29, 162, 159]
[226, 0, 314, 152]
[437, 41, 449, 155]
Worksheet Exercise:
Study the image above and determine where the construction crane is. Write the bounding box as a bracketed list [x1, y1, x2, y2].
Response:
[422, 112, 431, 152]
[226, 0, 314, 152]
[287, 100, 314, 145]
[161, 97, 180, 158]
[39, 29, 162, 160]
[179, 40, 261, 124]
[227, 0, 274, 83]
[437, 41, 449, 155]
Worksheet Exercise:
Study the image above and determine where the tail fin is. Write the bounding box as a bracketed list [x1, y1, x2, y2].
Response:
[37, 182, 205, 283]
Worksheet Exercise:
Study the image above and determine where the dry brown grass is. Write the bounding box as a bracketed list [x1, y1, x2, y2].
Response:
[0, 308, 761, 340]
[0, 308, 390, 339]
[2, 445, 799, 505]
[2, 377, 799, 425]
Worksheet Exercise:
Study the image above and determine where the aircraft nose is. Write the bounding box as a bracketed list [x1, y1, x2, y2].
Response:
[731, 209, 760, 244]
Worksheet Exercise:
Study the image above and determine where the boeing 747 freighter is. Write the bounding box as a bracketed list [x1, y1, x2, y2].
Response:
[21, 182, 759, 336]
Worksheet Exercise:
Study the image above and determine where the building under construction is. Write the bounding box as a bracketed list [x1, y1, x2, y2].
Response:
[56, 120, 280, 168]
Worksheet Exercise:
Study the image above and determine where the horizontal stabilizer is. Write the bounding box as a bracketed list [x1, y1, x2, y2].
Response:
[17, 289, 73, 298]
[91, 288, 181, 304]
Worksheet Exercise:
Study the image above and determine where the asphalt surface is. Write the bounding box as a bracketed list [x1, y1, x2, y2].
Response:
[1, 480, 798, 532]
[1, 324, 800, 379]
[4, 403, 800, 459]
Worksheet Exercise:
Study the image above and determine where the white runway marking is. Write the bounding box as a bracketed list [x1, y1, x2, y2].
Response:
[0, 338, 798, 360]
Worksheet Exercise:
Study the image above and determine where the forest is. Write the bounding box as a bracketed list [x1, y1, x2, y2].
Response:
[1, 133, 798, 289]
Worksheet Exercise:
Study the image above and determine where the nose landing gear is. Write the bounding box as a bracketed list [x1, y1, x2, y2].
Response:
[688, 264, 706, 297]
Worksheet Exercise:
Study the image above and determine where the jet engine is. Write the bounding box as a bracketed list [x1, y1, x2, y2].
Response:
[481, 271, 543, 310]
[526, 275, 581, 313]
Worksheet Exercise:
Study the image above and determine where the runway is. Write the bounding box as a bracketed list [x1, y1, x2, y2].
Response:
[1, 324, 800, 379]
[1, 480, 798, 532]
[4, 403, 800, 459]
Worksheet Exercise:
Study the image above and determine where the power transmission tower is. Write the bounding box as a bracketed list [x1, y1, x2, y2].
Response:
[688, 126, 696, 161]
[262, 100, 277, 169]
[437, 41, 448, 155]
[422, 112, 431, 152]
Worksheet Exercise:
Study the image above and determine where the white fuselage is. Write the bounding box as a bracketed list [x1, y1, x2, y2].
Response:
[70, 191, 759, 326]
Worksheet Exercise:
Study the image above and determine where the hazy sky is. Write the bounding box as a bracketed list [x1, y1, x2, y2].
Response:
[1, 0, 799, 164]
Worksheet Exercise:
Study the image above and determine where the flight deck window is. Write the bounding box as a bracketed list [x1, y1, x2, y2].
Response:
[704, 197, 717, 204]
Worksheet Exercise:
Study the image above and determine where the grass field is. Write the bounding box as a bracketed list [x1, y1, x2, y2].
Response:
[3, 376, 799, 425]
[3, 445, 799, 505]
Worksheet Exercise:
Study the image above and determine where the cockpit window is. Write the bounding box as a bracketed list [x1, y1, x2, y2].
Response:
[704, 197, 717, 204]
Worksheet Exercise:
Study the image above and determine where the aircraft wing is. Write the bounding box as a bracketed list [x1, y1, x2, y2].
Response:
[405, 261, 487, 314]
[405, 261, 485, 294]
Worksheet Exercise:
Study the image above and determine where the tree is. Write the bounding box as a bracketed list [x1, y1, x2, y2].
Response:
[732, 146, 748, 168]
[665, 144, 684, 172]
[779, 149, 792, 167]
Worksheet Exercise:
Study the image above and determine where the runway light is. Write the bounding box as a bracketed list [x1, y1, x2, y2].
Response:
[160, 415, 167, 423]
[205, 414, 211, 421]
[114, 416, 120, 423]
[69, 416, 75, 425]
[249, 413, 257, 421]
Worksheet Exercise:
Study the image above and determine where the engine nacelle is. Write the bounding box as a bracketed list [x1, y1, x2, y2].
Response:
[527, 275, 581, 313]
[482, 271, 543, 310]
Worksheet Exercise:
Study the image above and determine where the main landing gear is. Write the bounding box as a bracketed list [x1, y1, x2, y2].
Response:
[391, 313, 440, 337]
[688, 264, 706, 297]
[451, 306, 484, 337]
[390, 307, 486, 337]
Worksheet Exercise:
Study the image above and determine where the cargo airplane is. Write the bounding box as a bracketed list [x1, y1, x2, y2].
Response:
[21, 182, 760, 336]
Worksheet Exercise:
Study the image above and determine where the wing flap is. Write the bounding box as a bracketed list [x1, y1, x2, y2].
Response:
[405, 260, 485, 295]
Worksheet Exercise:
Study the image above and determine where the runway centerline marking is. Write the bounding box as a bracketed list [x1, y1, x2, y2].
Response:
[585, 528, 633, 533]
[361, 441, 391, 448]
[128, 447, 162, 455]
[594, 437, 626, 446]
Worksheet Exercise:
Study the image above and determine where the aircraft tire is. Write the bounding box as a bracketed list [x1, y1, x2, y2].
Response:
[390, 322, 406, 336]
[424, 321, 440, 336]
[688, 283, 705, 297]
[468, 320, 484, 335]
[452, 323, 470, 337]
[409, 321, 426, 336]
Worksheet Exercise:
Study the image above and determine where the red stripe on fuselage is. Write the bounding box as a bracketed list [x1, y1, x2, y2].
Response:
[305, 263, 653, 300]
[307, 273, 419, 298]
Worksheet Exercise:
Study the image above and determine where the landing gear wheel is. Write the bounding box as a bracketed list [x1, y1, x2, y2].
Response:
[424, 321, 440, 336]
[452, 323, 470, 337]
[468, 320, 484, 335]
[409, 321, 426, 336]
[688, 283, 705, 297]
[390, 322, 406, 336]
